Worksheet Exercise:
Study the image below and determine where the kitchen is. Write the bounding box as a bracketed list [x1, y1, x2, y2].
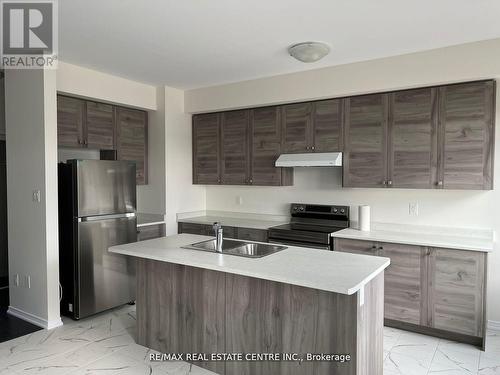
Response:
[0, 1, 500, 375]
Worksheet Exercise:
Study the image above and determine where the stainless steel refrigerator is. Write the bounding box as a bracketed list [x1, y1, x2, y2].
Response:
[58, 160, 137, 320]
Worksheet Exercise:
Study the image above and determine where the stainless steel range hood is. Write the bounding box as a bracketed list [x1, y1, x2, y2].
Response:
[275, 152, 342, 167]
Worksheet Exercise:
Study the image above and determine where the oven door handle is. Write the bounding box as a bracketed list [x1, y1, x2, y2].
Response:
[268, 238, 331, 251]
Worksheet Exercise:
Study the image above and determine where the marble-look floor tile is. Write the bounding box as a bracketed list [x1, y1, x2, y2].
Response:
[479, 352, 500, 375]
[0, 304, 496, 375]
[384, 351, 431, 375]
[429, 346, 479, 374]
[390, 330, 439, 369]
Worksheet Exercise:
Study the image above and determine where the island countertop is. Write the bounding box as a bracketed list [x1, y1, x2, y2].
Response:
[109, 233, 390, 295]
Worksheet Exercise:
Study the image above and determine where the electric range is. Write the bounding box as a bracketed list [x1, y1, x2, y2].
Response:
[268, 203, 350, 250]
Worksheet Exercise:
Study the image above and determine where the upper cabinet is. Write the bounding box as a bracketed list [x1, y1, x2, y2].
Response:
[57, 95, 85, 148]
[192, 113, 221, 185]
[56, 95, 149, 185]
[343, 93, 388, 188]
[388, 88, 437, 189]
[116, 107, 148, 185]
[281, 100, 343, 154]
[86, 101, 115, 150]
[343, 81, 495, 190]
[250, 106, 293, 186]
[312, 99, 343, 153]
[438, 81, 495, 190]
[220, 110, 250, 185]
[281, 103, 312, 153]
[192, 110, 292, 186]
[192, 80, 495, 190]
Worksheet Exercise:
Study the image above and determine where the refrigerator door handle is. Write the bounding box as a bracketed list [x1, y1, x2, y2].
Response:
[77, 212, 136, 222]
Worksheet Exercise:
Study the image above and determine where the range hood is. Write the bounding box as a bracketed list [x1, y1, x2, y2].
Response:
[275, 152, 342, 167]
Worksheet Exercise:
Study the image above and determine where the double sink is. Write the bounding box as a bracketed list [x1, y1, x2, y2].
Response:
[182, 238, 287, 258]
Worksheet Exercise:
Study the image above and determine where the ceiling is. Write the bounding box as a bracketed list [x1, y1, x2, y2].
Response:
[59, 0, 500, 89]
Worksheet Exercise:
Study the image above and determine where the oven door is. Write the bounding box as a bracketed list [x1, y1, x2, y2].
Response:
[268, 238, 331, 251]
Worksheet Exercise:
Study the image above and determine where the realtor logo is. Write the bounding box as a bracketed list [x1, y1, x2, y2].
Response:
[0, 0, 58, 68]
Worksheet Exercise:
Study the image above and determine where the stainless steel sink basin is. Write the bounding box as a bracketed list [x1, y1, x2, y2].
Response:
[182, 239, 287, 258]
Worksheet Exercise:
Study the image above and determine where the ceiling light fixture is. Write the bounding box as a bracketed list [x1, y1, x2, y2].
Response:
[288, 41, 330, 63]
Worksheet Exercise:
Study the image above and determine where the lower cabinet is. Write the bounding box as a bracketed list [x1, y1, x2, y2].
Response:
[379, 242, 426, 326]
[178, 222, 268, 242]
[334, 238, 486, 346]
[428, 248, 486, 338]
[137, 223, 166, 241]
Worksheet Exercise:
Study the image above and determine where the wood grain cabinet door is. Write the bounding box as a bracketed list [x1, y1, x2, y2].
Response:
[438, 81, 495, 190]
[281, 102, 313, 153]
[57, 95, 85, 148]
[137, 224, 166, 241]
[379, 242, 426, 325]
[343, 94, 389, 187]
[312, 99, 343, 152]
[334, 238, 379, 255]
[388, 88, 438, 189]
[86, 101, 115, 150]
[250, 106, 292, 186]
[116, 107, 148, 185]
[220, 110, 250, 185]
[427, 248, 486, 337]
[178, 222, 212, 235]
[192, 113, 221, 185]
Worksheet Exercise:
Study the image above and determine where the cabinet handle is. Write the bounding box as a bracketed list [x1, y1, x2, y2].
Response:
[83, 140, 88, 146]
[387, 180, 393, 186]
[437, 181, 443, 186]
[426, 248, 431, 256]
[371, 245, 377, 251]
[311, 146, 315, 151]
[382, 181, 387, 186]
[378, 246, 384, 250]
[249, 178, 253, 184]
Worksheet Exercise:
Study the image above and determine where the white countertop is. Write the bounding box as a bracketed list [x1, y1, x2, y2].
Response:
[109, 234, 389, 295]
[332, 227, 494, 253]
[178, 215, 288, 230]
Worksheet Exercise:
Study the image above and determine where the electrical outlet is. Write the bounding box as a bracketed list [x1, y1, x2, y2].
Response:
[409, 203, 419, 216]
[32, 190, 41, 202]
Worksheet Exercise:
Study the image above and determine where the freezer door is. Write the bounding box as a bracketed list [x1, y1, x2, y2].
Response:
[76, 160, 136, 217]
[77, 215, 136, 319]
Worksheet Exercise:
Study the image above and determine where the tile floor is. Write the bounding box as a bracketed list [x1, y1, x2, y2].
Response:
[0, 304, 498, 374]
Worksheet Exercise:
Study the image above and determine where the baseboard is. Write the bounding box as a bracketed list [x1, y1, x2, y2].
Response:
[7, 306, 63, 330]
[488, 320, 500, 332]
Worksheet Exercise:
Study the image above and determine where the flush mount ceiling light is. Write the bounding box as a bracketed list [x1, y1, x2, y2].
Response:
[288, 41, 330, 63]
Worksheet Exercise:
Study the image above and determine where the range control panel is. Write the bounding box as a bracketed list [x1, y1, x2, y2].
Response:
[290, 203, 349, 217]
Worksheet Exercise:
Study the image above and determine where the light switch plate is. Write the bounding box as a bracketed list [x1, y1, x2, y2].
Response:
[32, 190, 41, 202]
[409, 202, 419, 216]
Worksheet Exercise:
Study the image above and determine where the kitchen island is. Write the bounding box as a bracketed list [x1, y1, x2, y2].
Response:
[109, 234, 390, 375]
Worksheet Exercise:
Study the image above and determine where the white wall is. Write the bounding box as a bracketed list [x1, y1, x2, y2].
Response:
[4, 69, 61, 329]
[185, 38, 500, 322]
[164, 87, 205, 234]
[57, 62, 157, 110]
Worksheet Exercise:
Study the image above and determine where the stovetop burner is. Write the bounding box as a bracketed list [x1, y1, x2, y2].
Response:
[268, 203, 350, 250]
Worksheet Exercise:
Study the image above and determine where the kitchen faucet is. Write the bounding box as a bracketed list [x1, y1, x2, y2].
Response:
[213, 222, 223, 253]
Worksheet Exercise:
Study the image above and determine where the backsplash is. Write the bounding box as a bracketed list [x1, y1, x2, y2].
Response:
[205, 167, 495, 231]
